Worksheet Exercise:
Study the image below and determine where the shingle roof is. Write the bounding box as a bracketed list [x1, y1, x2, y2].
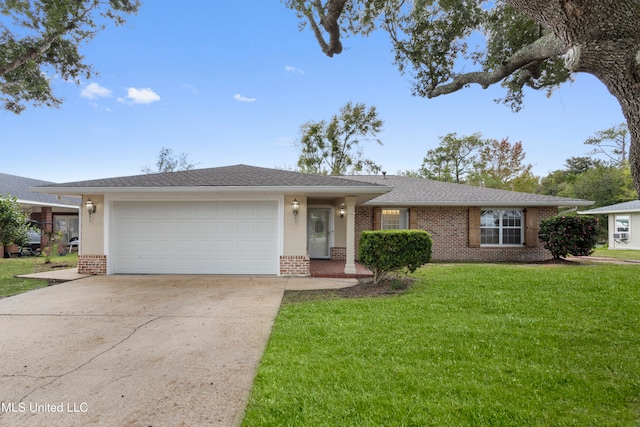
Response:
[0, 172, 79, 207]
[342, 175, 593, 207]
[30, 165, 593, 207]
[578, 199, 640, 214]
[34, 164, 385, 189]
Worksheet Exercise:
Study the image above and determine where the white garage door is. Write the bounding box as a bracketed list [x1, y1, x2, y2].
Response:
[111, 201, 279, 274]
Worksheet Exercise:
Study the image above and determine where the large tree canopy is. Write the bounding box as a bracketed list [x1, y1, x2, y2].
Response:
[0, 0, 140, 113]
[295, 101, 384, 175]
[285, 0, 640, 195]
[419, 132, 486, 183]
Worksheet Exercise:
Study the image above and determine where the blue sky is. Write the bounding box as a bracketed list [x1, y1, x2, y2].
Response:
[1, 2, 625, 183]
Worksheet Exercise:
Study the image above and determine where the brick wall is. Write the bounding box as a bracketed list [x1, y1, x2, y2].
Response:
[78, 255, 107, 275]
[330, 247, 346, 260]
[355, 206, 557, 262]
[280, 255, 310, 276]
[354, 206, 374, 257]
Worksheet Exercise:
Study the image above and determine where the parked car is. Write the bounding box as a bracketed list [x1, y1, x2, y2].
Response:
[22, 220, 41, 255]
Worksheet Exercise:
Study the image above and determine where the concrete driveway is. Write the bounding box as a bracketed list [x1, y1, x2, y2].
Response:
[0, 275, 355, 426]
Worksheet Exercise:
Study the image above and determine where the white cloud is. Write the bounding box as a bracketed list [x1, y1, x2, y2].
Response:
[182, 83, 198, 94]
[80, 82, 112, 99]
[285, 65, 304, 74]
[233, 93, 256, 103]
[122, 87, 161, 104]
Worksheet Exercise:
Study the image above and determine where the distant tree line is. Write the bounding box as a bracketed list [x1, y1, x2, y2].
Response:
[145, 102, 634, 216]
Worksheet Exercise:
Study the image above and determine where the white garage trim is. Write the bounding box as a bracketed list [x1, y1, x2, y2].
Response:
[109, 200, 279, 275]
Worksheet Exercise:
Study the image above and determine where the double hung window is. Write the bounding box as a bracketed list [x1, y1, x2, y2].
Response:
[480, 209, 523, 246]
[381, 208, 408, 230]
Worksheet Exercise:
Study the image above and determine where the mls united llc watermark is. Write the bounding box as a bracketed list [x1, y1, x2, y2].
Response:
[1, 401, 88, 414]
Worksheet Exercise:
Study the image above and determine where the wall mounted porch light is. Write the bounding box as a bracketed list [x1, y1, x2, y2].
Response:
[340, 204, 345, 218]
[86, 198, 96, 222]
[291, 198, 300, 217]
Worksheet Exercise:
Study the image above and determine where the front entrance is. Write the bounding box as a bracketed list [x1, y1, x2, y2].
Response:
[308, 208, 331, 259]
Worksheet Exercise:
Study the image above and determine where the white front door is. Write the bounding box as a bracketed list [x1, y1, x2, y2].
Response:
[308, 208, 331, 259]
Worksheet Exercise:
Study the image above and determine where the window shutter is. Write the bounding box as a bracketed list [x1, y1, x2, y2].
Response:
[373, 207, 381, 230]
[469, 207, 481, 248]
[409, 208, 418, 229]
[524, 207, 539, 248]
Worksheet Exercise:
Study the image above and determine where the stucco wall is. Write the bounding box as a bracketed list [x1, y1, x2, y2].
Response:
[81, 195, 105, 255]
[332, 198, 347, 248]
[283, 195, 307, 256]
[354, 205, 557, 262]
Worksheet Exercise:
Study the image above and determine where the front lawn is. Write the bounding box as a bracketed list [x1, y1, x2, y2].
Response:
[0, 254, 78, 297]
[243, 263, 640, 426]
[593, 247, 640, 261]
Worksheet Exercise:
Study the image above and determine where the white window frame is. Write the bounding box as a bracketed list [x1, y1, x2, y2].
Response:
[614, 215, 630, 240]
[381, 208, 409, 230]
[480, 208, 524, 247]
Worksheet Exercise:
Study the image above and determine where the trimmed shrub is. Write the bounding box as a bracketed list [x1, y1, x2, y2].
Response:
[358, 230, 432, 284]
[538, 215, 598, 259]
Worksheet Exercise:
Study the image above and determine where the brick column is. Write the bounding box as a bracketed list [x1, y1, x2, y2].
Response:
[279, 255, 310, 276]
[78, 255, 107, 275]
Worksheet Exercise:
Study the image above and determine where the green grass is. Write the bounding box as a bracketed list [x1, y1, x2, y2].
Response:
[593, 247, 640, 261]
[243, 263, 640, 426]
[0, 254, 78, 297]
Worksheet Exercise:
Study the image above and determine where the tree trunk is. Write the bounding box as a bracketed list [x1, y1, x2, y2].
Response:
[507, 0, 640, 196]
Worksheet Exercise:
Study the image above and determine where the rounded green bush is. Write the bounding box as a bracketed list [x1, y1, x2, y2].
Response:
[358, 230, 432, 284]
[538, 215, 598, 259]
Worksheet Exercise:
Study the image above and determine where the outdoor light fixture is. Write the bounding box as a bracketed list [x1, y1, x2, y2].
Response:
[340, 205, 345, 218]
[86, 198, 96, 221]
[291, 198, 299, 217]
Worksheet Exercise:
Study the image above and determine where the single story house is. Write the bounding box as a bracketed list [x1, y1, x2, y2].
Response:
[1, 172, 80, 256]
[579, 200, 640, 250]
[33, 164, 593, 276]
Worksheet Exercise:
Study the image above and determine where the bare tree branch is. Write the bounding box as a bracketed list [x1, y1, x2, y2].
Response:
[295, 0, 331, 55]
[428, 33, 567, 98]
[319, 0, 347, 57]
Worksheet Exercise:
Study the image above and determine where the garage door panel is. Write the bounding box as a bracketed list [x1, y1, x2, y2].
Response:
[236, 223, 257, 235]
[174, 239, 195, 253]
[255, 239, 277, 252]
[175, 220, 200, 234]
[255, 219, 276, 230]
[115, 239, 159, 253]
[117, 220, 154, 235]
[254, 203, 278, 216]
[112, 201, 278, 274]
[236, 241, 256, 252]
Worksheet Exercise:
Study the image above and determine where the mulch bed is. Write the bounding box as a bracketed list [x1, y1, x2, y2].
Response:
[283, 275, 415, 303]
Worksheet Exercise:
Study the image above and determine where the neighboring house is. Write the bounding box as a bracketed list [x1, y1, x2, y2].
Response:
[579, 200, 640, 250]
[1, 172, 80, 256]
[32, 165, 593, 276]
